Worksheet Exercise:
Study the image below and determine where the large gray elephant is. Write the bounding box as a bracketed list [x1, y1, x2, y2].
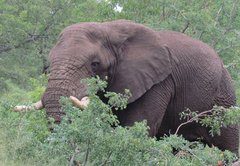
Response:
[16, 20, 239, 155]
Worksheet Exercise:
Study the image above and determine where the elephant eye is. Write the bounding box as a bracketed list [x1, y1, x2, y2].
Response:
[91, 62, 100, 70]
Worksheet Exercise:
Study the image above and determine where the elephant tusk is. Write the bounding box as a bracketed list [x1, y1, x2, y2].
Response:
[13, 101, 44, 113]
[70, 96, 89, 110]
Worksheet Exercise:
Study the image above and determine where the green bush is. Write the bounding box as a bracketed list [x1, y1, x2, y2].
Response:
[29, 73, 49, 102]
[0, 79, 31, 103]
[0, 77, 239, 165]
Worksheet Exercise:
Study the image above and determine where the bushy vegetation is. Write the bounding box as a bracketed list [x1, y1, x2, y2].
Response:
[1, 0, 240, 165]
[0, 77, 239, 165]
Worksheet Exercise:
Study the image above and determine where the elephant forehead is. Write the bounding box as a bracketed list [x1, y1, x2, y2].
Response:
[59, 22, 107, 42]
[50, 41, 98, 59]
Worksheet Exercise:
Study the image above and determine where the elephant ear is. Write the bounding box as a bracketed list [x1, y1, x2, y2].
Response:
[103, 20, 172, 103]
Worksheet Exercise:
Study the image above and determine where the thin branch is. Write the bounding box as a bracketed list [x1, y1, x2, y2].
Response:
[183, 149, 204, 165]
[9, 124, 33, 128]
[83, 140, 90, 166]
[0, 35, 45, 54]
[210, 31, 215, 47]
[200, 0, 206, 9]
[174, 110, 214, 136]
[229, 0, 239, 26]
[211, 144, 214, 155]
[70, 149, 81, 166]
[198, 31, 204, 40]
[217, 45, 240, 53]
[171, 5, 187, 19]
[14, 0, 25, 10]
[149, 148, 168, 164]
[73, 160, 82, 166]
[214, 28, 232, 46]
[182, 22, 190, 33]
[214, 5, 223, 27]
[0, 7, 62, 55]
[100, 152, 112, 166]
[162, 6, 165, 21]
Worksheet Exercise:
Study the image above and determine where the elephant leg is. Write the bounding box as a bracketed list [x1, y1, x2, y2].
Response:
[212, 68, 239, 156]
[180, 123, 239, 156]
[113, 75, 174, 137]
[207, 126, 239, 156]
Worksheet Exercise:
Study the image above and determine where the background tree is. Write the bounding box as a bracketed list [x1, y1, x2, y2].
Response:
[1, 0, 239, 103]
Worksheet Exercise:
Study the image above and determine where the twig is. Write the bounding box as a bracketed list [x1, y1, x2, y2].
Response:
[200, 0, 206, 9]
[149, 148, 168, 164]
[73, 160, 81, 166]
[229, 0, 239, 26]
[198, 31, 204, 40]
[182, 22, 190, 33]
[70, 150, 81, 166]
[184, 149, 204, 165]
[14, 0, 25, 10]
[162, 6, 165, 21]
[214, 5, 223, 27]
[171, 5, 187, 19]
[214, 28, 232, 46]
[100, 152, 112, 166]
[9, 123, 35, 129]
[217, 44, 240, 53]
[211, 144, 214, 155]
[174, 110, 214, 136]
[83, 140, 90, 166]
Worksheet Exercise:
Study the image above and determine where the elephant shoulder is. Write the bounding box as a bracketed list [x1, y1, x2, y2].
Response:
[157, 30, 222, 65]
[157, 30, 212, 52]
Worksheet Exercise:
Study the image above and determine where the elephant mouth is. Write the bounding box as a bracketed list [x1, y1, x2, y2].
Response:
[13, 96, 89, 112]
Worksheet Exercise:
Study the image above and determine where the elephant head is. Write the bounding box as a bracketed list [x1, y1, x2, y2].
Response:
[15, 20, 172, 124]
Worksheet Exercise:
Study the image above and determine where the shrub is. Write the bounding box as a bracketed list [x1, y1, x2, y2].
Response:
[0, 77, 239, 165]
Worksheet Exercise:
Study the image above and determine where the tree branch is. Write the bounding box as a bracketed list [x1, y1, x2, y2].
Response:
[171, 5, 187, 19]
[174, 110, 214, 136]
[229, 0, 239, 26]
[83, 140, 90, 166]
[100, 152, 112, 166]
[214, 5, 223, 27]
[198, 31, 204, 40]
[0, 6, 62, 55]
[217, 45, 240, 53]
[182, 22, 190, 33]
[0, 35, 49, 54]
[70, 149, 81, 166]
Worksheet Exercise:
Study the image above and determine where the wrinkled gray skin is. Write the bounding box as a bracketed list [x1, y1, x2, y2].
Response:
[41, 20, 239, 156]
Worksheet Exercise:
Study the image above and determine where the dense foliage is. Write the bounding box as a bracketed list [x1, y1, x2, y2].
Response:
[1, 0, 240, 165]
[0, 77, 239, 165]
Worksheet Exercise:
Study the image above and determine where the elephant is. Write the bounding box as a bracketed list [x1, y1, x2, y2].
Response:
[15, 20, 239, 156]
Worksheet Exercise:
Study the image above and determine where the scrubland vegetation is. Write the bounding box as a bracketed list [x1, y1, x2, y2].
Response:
[0, 0, 240, 165]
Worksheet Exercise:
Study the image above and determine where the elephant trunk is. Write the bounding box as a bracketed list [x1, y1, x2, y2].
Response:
[14, 73, 90, 127]
[41, 88, 71, 124]
[41, 76, 89, 125]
